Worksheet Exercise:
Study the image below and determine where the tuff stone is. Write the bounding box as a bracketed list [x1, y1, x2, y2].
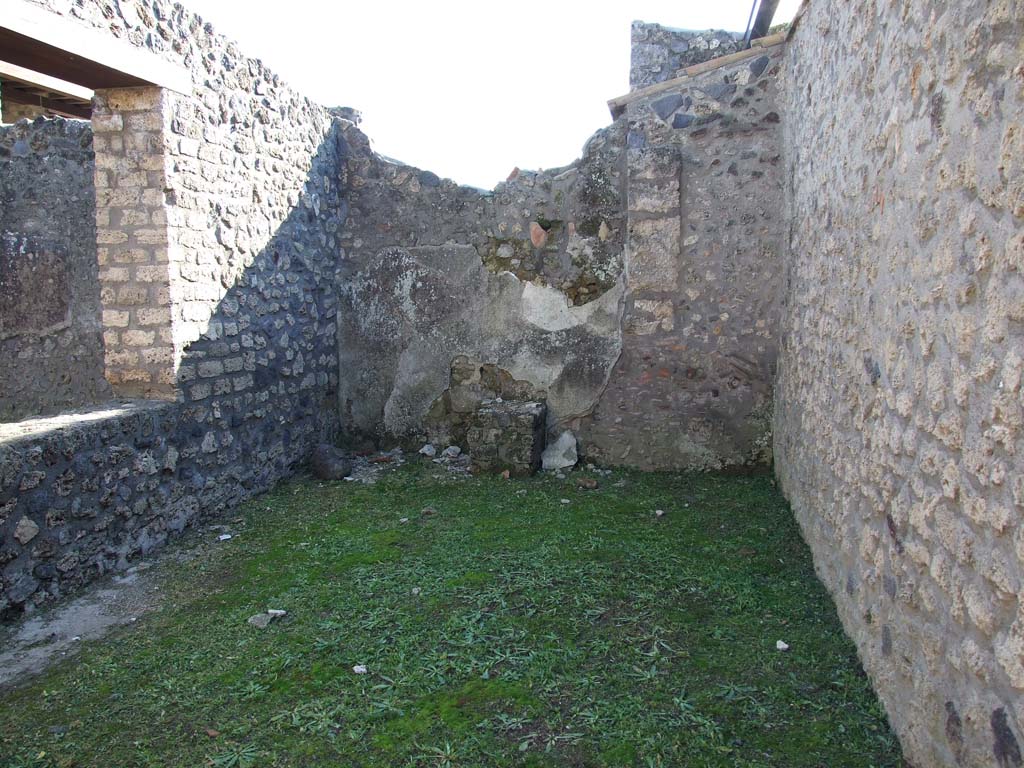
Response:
[14, 516, 40, 544]
[310, 444, 352, 480]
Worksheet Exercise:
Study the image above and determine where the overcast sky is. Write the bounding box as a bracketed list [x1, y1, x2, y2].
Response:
[182, 0, 800, 189]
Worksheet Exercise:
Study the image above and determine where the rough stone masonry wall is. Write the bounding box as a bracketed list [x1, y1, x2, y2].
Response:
[774, 1, 1024, 766]
[580, 43, 785, 470]
[630, 22, 743, 90]
[337, 121, 628, 449]
[0, 117, 111, 421]
[0, 0, 344, 615]
[1, 402, 176, 615]
[30, 0, 346, 400]
[32, 0, 345, 462]
[338, 35, 782, 471]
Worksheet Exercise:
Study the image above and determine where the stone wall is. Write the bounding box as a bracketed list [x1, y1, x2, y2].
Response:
[27, 0, 347, 403]
[337, 38, 782, 471]
[0, 0, 344, 614]
[580, 43, 786, 470]
[774, 1, 1024, 766]
[1, 101, 48, 124]
[1, 403, 185, 615]
[629, 22, 743, 90]
[336, 121, 628, 448]
[0, 117, 111, 421]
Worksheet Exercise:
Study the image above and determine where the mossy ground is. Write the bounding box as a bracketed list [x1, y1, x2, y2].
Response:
[1, 463, 902, 767]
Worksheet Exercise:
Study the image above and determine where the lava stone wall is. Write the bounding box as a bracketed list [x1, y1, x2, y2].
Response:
[0, 0, 344, 614]
[774, 1, 1024, 765]
[629, 22, 743, 90]
[0, 117, 111, 422]
[35, 0, 344, 472]
[580, 43, 786, 470]
[2, 402, 181, 615]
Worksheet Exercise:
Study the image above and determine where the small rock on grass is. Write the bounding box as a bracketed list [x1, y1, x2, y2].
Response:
[776, 640, 790, 651]
[542, 431, 578, 471]
[654, 509, 666, 518]
[419, 443, 437, 457]
[247, 613, 273, 629]
[311, 443, 353, 480]
[352, 664, 368, 674]
[441, 445, 462, 459]
[248, 610, 286, 628]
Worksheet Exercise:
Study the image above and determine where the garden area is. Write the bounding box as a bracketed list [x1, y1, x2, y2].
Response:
[1, 462, 902, 767]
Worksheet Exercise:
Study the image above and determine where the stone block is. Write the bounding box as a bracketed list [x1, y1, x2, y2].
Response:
[466, 400, 546, 477]
[626, 217, 680, 292]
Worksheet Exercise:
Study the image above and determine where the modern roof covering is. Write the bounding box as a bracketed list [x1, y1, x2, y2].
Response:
[1, 1, 191, 115]
[0, 60, 93, 119]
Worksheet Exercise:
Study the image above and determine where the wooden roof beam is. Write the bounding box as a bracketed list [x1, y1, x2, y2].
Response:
[2, 81, 91, 119]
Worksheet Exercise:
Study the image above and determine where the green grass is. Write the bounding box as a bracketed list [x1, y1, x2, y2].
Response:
[0, 463, 902, 767]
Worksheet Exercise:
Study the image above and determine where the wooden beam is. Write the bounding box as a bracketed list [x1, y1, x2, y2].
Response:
[608, 74, 691, 119]
[0, 2, 191, 94]
[2, 81, 91, 119]
[751, 31, 787, 48]
[678, 45, 770, 78]
[0, 59, 93, 102]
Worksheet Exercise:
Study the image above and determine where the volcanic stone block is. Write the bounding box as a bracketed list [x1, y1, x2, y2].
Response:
[466, 400, 546, 478]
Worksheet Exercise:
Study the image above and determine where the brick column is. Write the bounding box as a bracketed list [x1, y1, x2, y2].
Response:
[92, 87, 176, 398]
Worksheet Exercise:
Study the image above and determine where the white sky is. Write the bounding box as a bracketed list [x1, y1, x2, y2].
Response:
[183, 0, 801, 189]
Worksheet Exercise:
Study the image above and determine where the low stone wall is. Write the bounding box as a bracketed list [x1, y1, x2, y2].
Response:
[0, 117, 111, 421]
[775, 1, 1024, 765]
[0, 392, 335, 615]
[1, 402, 184, 615]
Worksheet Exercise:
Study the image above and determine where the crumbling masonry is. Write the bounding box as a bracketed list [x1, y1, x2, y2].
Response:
[0, 1, 1022, 766]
